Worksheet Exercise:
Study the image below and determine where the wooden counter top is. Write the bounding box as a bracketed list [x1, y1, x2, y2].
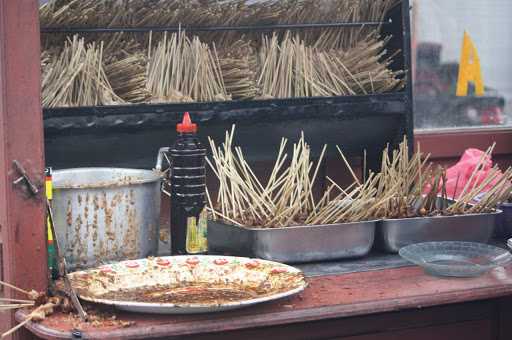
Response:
[15, 265, 512, 339]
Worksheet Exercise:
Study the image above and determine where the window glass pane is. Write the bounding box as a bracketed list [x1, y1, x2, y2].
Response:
[412, 0, 512, 129]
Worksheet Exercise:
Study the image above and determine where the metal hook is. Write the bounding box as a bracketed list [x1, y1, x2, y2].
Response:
[12, 160, 39, 196]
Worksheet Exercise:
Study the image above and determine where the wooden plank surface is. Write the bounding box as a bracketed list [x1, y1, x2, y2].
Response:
[415, 129, 512, 169]
[16, 265, 512, 339]
[0, 0, 47, 338]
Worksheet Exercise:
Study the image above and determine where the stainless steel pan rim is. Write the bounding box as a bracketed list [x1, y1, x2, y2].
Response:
[381, 209, 502, 222]
[53, 167, 162, 189]
[211, 219, 380, 231]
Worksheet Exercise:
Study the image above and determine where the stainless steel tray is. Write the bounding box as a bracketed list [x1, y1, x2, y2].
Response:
[376, 211, 501, 253]
[208, 220, 376, 263]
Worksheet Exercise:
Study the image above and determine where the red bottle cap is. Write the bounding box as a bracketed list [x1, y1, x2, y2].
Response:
[176, 112, 197, 133]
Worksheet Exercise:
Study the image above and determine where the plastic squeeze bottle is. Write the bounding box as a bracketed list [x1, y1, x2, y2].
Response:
[169, 112, 208, 254]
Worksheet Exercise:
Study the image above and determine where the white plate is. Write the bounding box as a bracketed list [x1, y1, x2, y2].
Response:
[68, 255, 307, 314]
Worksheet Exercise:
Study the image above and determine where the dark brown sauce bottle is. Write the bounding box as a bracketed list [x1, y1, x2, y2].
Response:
[170, 112, 207, 255]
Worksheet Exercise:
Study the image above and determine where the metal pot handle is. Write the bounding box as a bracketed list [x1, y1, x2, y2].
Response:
[155, 147, 171, 172]
[155, 147, 171, 197]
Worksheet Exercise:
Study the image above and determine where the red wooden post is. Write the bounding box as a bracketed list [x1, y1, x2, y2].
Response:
[0, 0, 47, 338]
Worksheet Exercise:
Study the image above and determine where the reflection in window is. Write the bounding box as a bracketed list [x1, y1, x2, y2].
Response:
[412, 0, 511, 129]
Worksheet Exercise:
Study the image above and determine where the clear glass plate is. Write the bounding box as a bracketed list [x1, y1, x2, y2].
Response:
[399, 242, 512, 277]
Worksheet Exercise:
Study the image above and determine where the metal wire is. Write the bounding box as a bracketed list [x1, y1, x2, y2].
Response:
[41, 20, 392, 34]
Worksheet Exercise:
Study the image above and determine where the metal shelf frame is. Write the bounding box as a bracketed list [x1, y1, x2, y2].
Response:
[41, 0, 413, 171]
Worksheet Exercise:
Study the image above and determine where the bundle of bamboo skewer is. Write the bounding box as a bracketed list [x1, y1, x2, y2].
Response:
[276, 0, 400, 50]
[218, 39, 260, 100]
[0, 281, 39, 313]
[0, 280, 53, 339]
[372, 137, 431, 219]
[40, 0, 134, 29]
[207, 127, 324, 227]
[103, 34, 151, 103]
[207, 126, 389, 228]
[41, 31, 403, 106]
[373, 138, 512, 219]
[257, 33, 404, 99]
[41, 35, 122, 108]
[147, 32, 229, 103]
[40, 0, 400, 50]
[208, 131, 512, 228]
[444, 145, 512, 215]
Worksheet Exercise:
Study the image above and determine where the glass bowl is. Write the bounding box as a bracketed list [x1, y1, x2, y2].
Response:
[399, 241, 512, 277]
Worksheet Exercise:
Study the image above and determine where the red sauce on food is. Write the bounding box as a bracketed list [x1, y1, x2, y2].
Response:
[125, 261, 140, 269]
[186, 257, 200, 266]
[245, 260, 260, 269]
[156, 258, 171, 267]
[214, 258, 229, 265]
[271, 267, 288, 274]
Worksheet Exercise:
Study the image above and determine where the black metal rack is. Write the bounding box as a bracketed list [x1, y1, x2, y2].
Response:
[42, 0, 413, 171]
[41, 20, 393, 33]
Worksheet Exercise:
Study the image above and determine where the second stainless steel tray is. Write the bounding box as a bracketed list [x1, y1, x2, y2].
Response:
[376, 211, 501, 253]
[208, 220, 376, 263]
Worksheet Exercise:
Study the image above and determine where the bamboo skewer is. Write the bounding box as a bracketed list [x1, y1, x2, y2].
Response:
[1, 317, 33, 339]
[1, 302, 57, 339]
[0, 304, 34, 312]
[0, 298, 35, 304]
[0, 281, 31, 297]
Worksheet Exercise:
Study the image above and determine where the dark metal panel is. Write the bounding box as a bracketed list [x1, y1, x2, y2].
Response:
[43, 93, 408, 170]
[0, 0, 47, 337]
[401, 0, 415, 148]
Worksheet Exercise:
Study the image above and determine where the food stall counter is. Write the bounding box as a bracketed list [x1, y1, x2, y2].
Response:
[16, 265, 512, 340]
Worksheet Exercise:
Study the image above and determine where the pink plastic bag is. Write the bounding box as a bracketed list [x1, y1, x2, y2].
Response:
[443, 148, 504, 200]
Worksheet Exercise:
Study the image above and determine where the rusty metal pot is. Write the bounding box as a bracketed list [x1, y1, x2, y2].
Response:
[52, 168, 161, 270]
